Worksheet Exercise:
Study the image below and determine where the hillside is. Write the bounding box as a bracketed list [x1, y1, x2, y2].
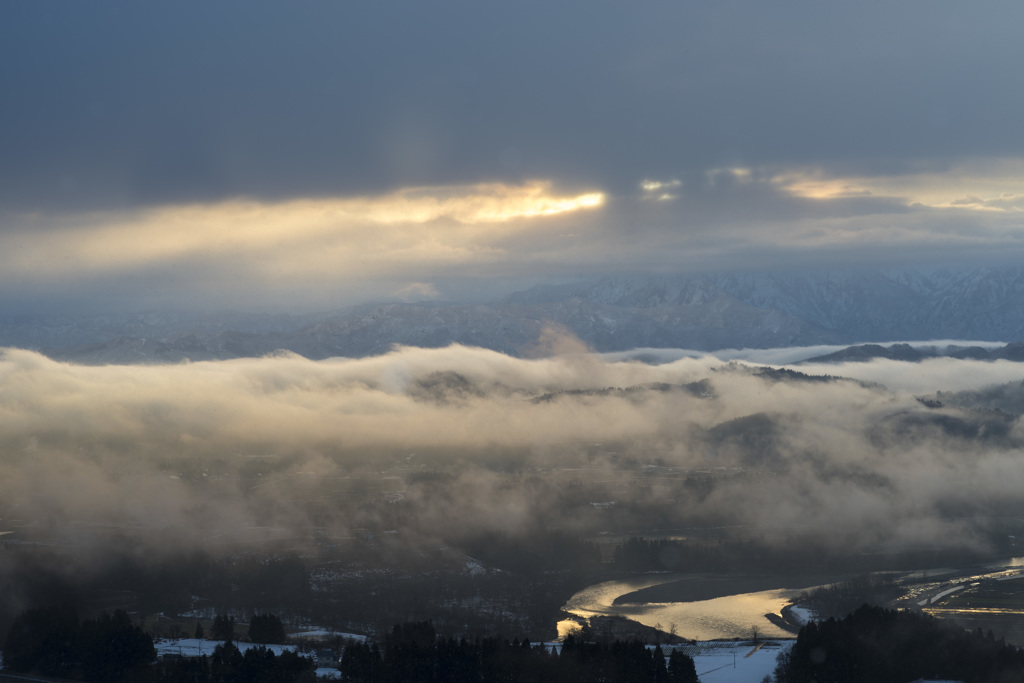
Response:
[5, 266, 1024, 363]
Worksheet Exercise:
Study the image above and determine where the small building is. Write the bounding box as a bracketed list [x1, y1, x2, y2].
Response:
[316, 648, 339, 667]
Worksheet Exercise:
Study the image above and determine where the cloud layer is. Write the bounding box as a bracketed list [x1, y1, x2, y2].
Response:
[3, 345, 1024, 558]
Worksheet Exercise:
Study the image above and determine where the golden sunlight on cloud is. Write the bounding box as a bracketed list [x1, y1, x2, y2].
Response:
[351, 181, 604, 223]
[639, 178, 682, 201]
[2, 181, 605, 280]
[770, 172, 875, 200]
[774, 159, 1024, 212]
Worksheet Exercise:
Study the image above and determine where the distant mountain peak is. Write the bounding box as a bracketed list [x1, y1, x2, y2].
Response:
[6, 265, 1024, 363]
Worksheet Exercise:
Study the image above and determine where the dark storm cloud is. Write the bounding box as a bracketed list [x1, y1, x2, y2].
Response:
[3, 1, 1023, 211]
[3, 1, 1024, 312]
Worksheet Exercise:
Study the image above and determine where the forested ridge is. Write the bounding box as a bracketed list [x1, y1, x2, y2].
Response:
[774, 604, 1024, 683]
[2, 609, 698, 683]
[340, 621, 698, 683]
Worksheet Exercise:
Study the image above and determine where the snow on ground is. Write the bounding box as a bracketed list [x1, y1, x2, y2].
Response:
[540, 639, 792, 682]
[155, 638, 298, 658]
[787, 606, 815, 625]
[149, 638, 356, 680]
[156, 638, 344, 679]
[463, 555, 488, 577]
[290, 629, 367, 641]
[153, 637, 790, 682]
[674, 640, 793, 683]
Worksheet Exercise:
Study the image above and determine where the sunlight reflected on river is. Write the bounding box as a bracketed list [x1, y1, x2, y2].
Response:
[562, 558, 1024, 643]
[561, 576, 805, 641]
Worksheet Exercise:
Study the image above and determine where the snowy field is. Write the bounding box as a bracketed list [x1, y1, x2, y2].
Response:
[537, 639, 791, 682]
[290, 629, 367, 641]
[679, 640, 792, 683]
[154, 638, 341, 679]
[155, 638, 294, 658]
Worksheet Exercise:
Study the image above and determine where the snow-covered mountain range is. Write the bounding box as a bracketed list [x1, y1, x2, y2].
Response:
[5, 266, 1024, 363]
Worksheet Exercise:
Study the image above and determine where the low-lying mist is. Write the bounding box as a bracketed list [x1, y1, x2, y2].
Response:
[3, 341, 1024, 562]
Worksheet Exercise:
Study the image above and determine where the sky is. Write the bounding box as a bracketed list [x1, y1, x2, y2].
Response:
[3, 1, 1024, 313]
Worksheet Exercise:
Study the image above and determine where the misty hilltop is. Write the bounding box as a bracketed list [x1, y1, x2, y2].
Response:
[800, 341, 1024, 364]
[5, 265, 1024, 363]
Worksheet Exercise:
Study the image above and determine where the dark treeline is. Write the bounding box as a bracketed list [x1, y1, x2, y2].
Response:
[211, 614, 237, 641]
[1, 609, 701, 683]
[2, 606, 155, 681]
[157, 641, 316, 683]
[774, 604, 1024, 683]
[340, 621, 698, 683]
[307, 530, 609, 638]
[0, 544, 589, 645]
[458, 531, 602, 575]
[0, 545, 309, 637]
[0, 529, 605, 642]
[248, 613, 287, 644]
[614, 536, 768, 573]
[2, 606, 314, 683]
[794, 575, 902, 620]
[309, 571, 588, 639]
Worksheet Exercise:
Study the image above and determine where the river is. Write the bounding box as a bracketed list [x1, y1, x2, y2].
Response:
[561, 557, 1024, 642]
[560, 574, 825, 641]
